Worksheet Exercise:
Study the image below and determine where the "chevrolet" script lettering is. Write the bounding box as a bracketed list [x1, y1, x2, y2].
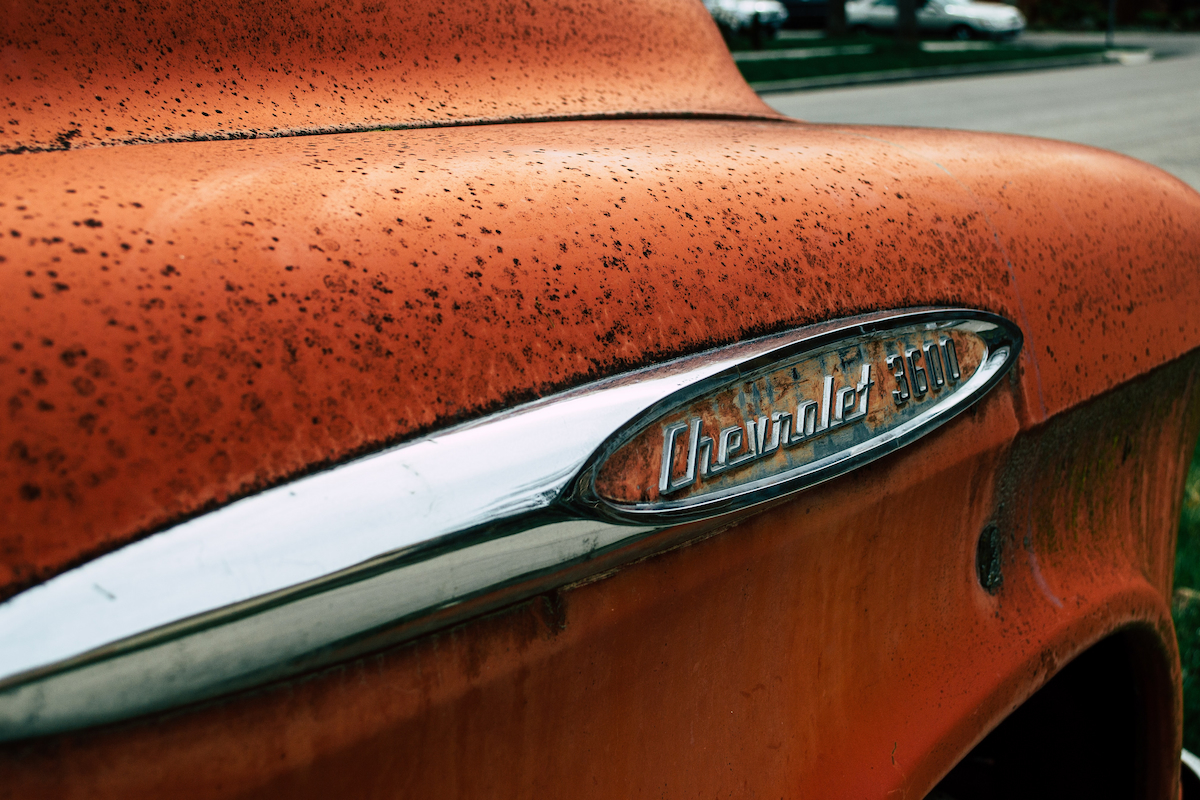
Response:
[658, 336, 962, 496]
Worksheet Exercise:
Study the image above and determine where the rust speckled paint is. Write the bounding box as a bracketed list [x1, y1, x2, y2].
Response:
[0, 0, 775, 153]
[2, 353, 1197, 798]
[2, 121, 1198, 602]
[3, 0, 1200, 795]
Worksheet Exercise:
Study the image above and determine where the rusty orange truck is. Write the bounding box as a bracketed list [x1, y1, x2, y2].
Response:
[2, 0, 1200, 797]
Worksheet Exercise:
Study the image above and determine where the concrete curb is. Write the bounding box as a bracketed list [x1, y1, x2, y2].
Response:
[749, 50, 1146, 93]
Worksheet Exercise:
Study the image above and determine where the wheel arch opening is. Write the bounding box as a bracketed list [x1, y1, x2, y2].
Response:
[928, 625, 1177, 800]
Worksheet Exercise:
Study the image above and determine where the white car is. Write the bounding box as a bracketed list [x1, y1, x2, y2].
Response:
[705, 0, 790, 37]
[847, 0, 1026, 39]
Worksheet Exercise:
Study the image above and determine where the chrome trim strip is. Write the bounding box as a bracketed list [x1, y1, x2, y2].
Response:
[0, 308, 1021, 740]
[0, 519, 651, 739]
[1182, 748, 1200, 791]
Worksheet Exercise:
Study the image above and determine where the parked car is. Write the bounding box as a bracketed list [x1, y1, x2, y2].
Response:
[2, 0, 1199, 797]
[780, 0, 830, 28]
[848, 0, 1026, 39]
[705, 0, 790, 38]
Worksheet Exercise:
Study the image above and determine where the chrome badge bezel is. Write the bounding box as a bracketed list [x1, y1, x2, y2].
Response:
[571, 308, 1021, 523]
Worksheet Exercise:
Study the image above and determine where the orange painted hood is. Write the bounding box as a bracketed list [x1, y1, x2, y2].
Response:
[2, 0, 1200, 603]
[3, 119, 1199, 601]
[1, 0, 775, 153]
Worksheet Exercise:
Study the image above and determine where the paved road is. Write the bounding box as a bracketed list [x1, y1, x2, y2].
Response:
[764, 33, 1200, 191]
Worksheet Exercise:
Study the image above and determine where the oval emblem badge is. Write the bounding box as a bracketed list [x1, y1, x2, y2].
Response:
[572, 309, 1021, 523]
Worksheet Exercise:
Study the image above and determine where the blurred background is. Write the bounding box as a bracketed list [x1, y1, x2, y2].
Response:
[704, 0, 1200, 747]
[1177, 445, 1200, 753]
[705, 0, 1199, 191]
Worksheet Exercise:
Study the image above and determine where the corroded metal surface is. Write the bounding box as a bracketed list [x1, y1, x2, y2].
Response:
[2, 119, 1199, 607]
[0, 0, 1198, 788]
[0, 309, 1019, 739]
[0, 0, 775, 153]
[2, 351, 1196, 798]
[2, 0, 1199, 792]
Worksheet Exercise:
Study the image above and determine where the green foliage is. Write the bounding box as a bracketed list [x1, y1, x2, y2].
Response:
[1026, 0, 1113, 29]
[732, 41, 1104, 84]
[1174, 440, 1200, 752]
[1024, 0, 1200, 30]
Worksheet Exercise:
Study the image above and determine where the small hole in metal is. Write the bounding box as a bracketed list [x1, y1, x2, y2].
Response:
[976, 523, 1003, 594]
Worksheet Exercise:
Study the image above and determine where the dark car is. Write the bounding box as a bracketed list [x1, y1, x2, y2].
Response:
[781, 0, 830, 28]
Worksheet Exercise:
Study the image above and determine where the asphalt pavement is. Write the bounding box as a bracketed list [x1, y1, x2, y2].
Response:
[764, 32, 1200, 191]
